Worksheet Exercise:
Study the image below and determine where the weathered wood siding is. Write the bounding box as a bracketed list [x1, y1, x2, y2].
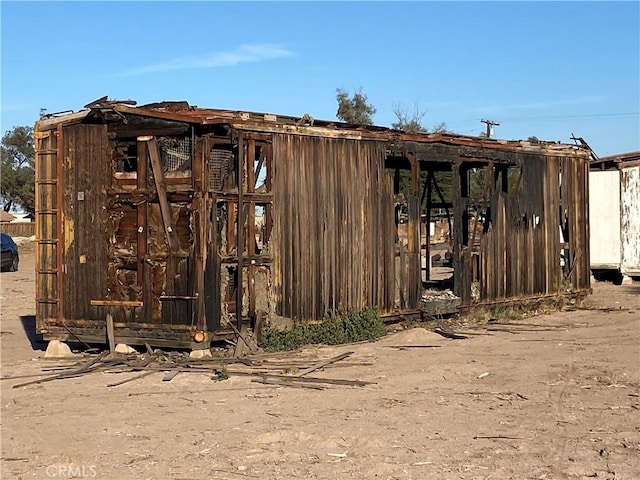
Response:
[560, 155, 590, 292]
[468, 154, 590, 302]
[62, 125, 111, 321]
[271, 135, 398, 320]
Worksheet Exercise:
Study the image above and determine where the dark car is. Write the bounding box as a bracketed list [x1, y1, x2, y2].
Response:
[0, 233, 19, 271]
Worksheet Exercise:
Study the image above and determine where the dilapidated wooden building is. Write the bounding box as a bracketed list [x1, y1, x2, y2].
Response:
[34, 98, 592, 348]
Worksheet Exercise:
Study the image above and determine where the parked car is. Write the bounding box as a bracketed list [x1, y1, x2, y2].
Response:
[0, 233, 19, 271]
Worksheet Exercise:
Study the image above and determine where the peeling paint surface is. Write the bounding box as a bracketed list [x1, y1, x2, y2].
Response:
[621, 166, 640, 276]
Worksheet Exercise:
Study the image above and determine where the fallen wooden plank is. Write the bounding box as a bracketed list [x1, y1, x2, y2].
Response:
[433, 328, 468, 340]
[252, 377, 326, 390]
[232, 323, 252, 357]
[296, 352, 353, 377]
[107, 370, 156, 387]
[162, 370, 180, 382]
[12, 351, 109, 389]
[230, 371, 374, 387]
[384, 345, 443, 349]
[485, 327, 521, 334]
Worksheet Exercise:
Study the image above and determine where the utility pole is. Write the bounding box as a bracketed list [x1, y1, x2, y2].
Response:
[481, 119, 500, 138]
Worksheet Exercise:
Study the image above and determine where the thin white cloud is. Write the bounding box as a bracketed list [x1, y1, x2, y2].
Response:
[0, 103, 35, 113]
[115, 44, 293, 77]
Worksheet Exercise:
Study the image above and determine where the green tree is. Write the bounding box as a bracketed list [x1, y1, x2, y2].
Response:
[1, 126, 35, 215]
[335, 88, 376, 125]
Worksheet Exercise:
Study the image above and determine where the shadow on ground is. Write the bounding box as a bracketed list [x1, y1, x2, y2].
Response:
[19, 315, 46, 352]
[19, 315, 125, 354]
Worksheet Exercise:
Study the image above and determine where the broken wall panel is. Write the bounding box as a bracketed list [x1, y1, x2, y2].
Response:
[456, 154, 590, 303]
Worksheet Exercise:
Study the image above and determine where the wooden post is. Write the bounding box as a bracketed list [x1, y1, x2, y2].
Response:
[247, 139, 256, 324]
[56, 123, 64, 321]
[136, 138, 149, 288]
[106, 313, 115, 353]
[236, 132, 245, 330]
[425, 170, 433, 281]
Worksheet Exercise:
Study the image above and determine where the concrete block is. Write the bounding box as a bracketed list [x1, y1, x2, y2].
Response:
[114, 343, 138, 354]
[44, 340, 76, 358]
[621, 275, 633, 285]
[189, 348, 212, 359]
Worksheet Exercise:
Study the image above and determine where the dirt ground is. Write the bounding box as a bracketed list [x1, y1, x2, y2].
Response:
[1, 245, 639, 480]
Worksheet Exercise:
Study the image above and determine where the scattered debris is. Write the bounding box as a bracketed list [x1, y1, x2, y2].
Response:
[6, 348, 369, 390]
[296, 351, 353, 377]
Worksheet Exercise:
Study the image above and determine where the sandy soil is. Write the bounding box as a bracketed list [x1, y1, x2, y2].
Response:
[1, 246, 639, 480]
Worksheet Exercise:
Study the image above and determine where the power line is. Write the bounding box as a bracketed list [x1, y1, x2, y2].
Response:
[496, 112, 639, 122]
[447, 111, 639, 132]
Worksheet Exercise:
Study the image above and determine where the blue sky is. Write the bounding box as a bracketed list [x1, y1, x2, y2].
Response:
[1, 1, 638, 156]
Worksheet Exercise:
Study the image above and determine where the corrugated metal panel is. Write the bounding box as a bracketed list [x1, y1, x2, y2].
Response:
[621, 166, 640, 276]
[589, 170, 622, 269]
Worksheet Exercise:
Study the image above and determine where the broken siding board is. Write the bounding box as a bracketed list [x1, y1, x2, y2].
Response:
[407, 194, 421, 309]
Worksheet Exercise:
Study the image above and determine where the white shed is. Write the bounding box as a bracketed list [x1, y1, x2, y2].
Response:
[589, 151, 640, 281]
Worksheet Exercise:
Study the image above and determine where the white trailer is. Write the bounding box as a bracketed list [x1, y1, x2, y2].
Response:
[589, 151, 640, 282]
